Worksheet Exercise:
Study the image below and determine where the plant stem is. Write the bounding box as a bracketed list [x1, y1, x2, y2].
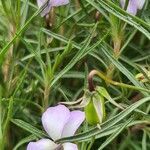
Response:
[87, 136, 95, 150]
[88, 71, 95, 92]
[0, 0, 50, 61]
[43, 83, 50, 110]
[1, 97, 13, 150]
[113, 37, 122, 58]
[88, 70, 150, 93]
[0, 95, 2, 149]
[2, 22, 16, 83]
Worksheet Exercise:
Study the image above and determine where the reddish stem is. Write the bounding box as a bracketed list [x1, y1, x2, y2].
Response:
[88, 70, 97, 91]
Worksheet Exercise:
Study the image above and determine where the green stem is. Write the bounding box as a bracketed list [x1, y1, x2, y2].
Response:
[43, 83, 50, 110]
[88, 70, 150, 93]
[1, 0, 9, 17]
[16, 0, 21, 29]
[87, 136, 95, 150]
[1, 97, 13, 150]
[0, 94, 2, 149]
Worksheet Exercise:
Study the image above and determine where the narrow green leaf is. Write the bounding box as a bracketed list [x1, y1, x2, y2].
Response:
[100, 44, 149, 96]
[142, 131, 147, 150]
[0, 0, 50, 63]
[85, 0, 150, 39]
[50, 23, 98, 87]
[13, 135, 36, 150]
[96, 86, 124, 109]
[98, 118, 132, 150]
[57, 96, 150, 143]
[11, 119, 48, 138]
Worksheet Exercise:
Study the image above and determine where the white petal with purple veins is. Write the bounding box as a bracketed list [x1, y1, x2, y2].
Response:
[135, 0, 146, 9]
[42, 105, 70, 140]
[63, 143, 78, 150]
[26, 139, 57, 150]
[50, 0, 69, 7]
[61, 111, 85, 138]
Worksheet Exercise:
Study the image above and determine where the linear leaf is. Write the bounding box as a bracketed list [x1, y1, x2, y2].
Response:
[11, 119, 48, 138]
[57, 96, 150, 143]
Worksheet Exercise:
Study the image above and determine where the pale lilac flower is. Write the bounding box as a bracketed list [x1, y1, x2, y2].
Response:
[27, 105, 85, 150]
[37, 0, 69, 17]
[120, 0, 146, 15]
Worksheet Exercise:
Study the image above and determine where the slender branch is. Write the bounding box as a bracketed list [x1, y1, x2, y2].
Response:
[88, 70, 150, 93]
[43, 83, 50, 110]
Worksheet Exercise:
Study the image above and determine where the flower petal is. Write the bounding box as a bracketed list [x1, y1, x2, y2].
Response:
[127, 0, 138, 15]
[63, 143, 78, 150]
[27, 139, 57, 150]
[135, 0, 145, 9]
[50, 0, 69, 7]
[37, 0, 45, 8]
[42, 105, 70, 140]
[61, 111, 85, 138]
[120, 0, 126, 8]
[37, 0, 51, 17]
[120, 0, 138, 15]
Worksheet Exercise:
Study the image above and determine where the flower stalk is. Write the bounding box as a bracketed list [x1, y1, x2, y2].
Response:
[88, 70, 150, 93]
[2, 22, 16, 83]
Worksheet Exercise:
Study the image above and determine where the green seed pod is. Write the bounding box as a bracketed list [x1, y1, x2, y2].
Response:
[84, 91, 106, 125]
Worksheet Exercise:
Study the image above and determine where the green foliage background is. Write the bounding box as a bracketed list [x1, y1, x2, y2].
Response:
[0, 0, 150, 150]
